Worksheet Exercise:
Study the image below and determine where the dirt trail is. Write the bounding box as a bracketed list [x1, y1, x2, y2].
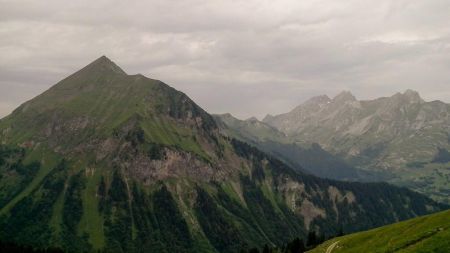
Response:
[325, 241, 339, 253]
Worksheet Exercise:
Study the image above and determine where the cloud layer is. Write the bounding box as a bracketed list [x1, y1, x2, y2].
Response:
[1, 0, 450, 119]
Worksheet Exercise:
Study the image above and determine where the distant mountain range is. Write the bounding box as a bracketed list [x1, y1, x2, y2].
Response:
[214, 113, 373, 181]
[0, 56, 445, 253]
[263, 90, 450, 171]
[218, 90, 450, 204]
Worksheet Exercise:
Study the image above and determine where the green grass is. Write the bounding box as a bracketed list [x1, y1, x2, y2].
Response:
[166, 180, 219, 253]
[0, 148, 61, 214]
[220, 181, 244, 205]
[390, 162, 450, 204]
[140, 116, 210, 160]
[308, 209, 450, 253]
[79, 168, 105, 249]
[49, 189, 65, 237]
[190, 232, 219, 253]
[260, 177, 283, 213]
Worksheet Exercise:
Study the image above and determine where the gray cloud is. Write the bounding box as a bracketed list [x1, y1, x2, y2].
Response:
[1, 0, 450, 119]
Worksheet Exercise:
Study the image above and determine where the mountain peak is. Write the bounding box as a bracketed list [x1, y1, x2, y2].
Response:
[215, 113, 237, 121]
[37, 56, 128, 97]
[303, 95, 331, 106]
[97, 55, 110, 61]
[80, 55, 127, 76]
[246, 116, 259, 122]
[391, 89, 423, 103]
[262, 114, 274, 122]
[333, 91, 356, 103]
[403, 89, 422, 102]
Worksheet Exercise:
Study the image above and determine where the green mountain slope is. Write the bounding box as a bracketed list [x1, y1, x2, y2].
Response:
[308, 209, 450, 253]
[262, 91, 450, 203]
[214, 114, 367, 181]
[0, 57, 446, 253]
[0, 56, 217, 157]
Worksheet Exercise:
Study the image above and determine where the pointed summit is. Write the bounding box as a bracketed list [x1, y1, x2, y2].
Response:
[288, 95, 331, 115]
[78, 55, 127, 76]
[6, 54, 218, 136]
[262, 114, 274, 123]
[390, 89, 423, 104]
[403, 89, 422, 103]
[246, 116, 259, 122]
[25, 55, 131, 103]
[333, 91, 356, 103]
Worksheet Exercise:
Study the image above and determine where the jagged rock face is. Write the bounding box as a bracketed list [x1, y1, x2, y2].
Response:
[263, 90, 450, 170]
[0, 57, 446, 253]
[262, 90, 450, 204]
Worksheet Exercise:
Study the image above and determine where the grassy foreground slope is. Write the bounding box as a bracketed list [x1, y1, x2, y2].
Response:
[308, 209, 450, 253]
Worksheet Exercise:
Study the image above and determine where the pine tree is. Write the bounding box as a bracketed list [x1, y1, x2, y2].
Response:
[307, 231, 317, 247]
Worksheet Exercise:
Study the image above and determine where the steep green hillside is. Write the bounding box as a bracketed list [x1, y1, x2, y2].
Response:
[308, 209, 450, 253]
[0, 56, 217, 159]
[0, 57, 445, 253]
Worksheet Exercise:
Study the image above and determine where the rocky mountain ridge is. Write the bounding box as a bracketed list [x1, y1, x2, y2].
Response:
[262, 90, 450, 203]
[0, 57, 445, 252]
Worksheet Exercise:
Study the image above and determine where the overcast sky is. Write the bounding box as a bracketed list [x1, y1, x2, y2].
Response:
[1, 0, 450, 119]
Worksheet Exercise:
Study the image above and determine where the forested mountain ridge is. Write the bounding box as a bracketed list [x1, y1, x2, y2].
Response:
[214, 114, 368, 181]
[0, 57, 445, 252]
